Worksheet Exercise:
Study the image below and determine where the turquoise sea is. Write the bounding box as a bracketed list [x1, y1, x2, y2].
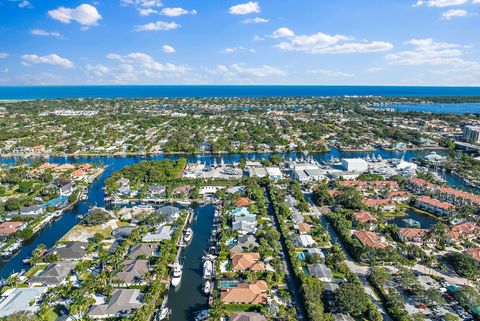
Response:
[1, 85, 480, 100]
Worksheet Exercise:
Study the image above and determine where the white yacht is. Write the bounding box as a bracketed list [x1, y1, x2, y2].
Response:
[203, 260, 213, 279]
[156, 307, 171, 320]
[203, 280, 211, 295]
[183, 228, 193, 243]
[171, 261, 183, 287]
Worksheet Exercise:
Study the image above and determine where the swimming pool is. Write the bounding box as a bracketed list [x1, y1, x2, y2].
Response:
[296, 252, 307, 260]
[219, 280, 239, 288]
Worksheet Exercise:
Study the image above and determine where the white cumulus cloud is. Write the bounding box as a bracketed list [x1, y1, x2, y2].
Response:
[134, 21, 180, 31]
[31, 29, 63, 38]
[273, 29, 393, 54]
[442, 9, 468, 19]
[21, 54, 74, 68]
[242, 17, 269, 24]
[162, 45, 176, 53]
[414, 0, 469, 6]
[229, 1, 260, 15]
[214, 63, 285, 80]
[0, 53, 8, 59]
[309, 70, 354, 77]
[48, 4, 102, 27]
[272, 27, 295, 38]
[161, 7, 197, 16]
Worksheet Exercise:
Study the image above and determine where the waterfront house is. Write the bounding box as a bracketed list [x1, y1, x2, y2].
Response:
[199, 185, 226, 195]
[20, 205, 44, 217]
[266, 167, 282, 180]
[446, 222, 480, 243]
[28, 262, 77, 287]
[230, 253, 265, 272]
[307, 263, 333, 282]
[88, 289, 143, 319]
[142, 226, 173, 242]
[398, 228, 429, 243]
[0, 287, 47, 317]
[387, 191, 410, 203]
[415, 196, 456, 217]
[60, 182, 76, 196]
[0, 222, 25, 236]
[113, 259, 149, 286]
[362, 199, 396, 212]
[156, 206, 182, 223]
[230, 312, 267, 321]
[147, 185, 166, 198]
[171, 185, 191, 197]
[353, 212, 377, 230]
[220, 280, 268, 304]
[248, 167, 267, 178]
[229, 235, 260, 253]
[128, 243, 157, 259]
[294, 235, 316, 248]
[112, 226, 136, 239]
[230, 207, 255, 218]
[353, 230, 388, 249]
[232, 218, 257, 234]
[48, 242, 88, 261]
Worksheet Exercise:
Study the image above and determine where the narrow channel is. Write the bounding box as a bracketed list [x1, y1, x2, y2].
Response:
[167, 204, 214, 321]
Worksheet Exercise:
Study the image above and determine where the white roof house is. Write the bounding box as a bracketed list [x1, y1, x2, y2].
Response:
[295, 235, 316, 248]
[266, 167, 282, 180]
[0, 287, 47, 317]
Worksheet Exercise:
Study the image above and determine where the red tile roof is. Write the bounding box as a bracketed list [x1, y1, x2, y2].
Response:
[466, 248, 480, 262]
[353, 230, 388, 249]
[235, 197, 251, 207]
[417, 196, 455, 211]
[230, 253, 265, 272]
[0, 222, 24, 235]
[354, 211, 377, 223]
[220, 280, 268, 304]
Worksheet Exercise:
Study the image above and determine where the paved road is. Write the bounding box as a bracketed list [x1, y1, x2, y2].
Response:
[307, 197, 392, 321]
[266, 191, 307, 321]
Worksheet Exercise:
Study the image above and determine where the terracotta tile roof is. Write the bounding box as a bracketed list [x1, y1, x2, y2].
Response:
[466, 248, 480, 262]
[417, 196, 455, 211]
[353, 230, 388, 249]
[38, 163, 58, 170]
[388, 191, 410, 198]
[339, 180, 399, 189]
[71, 170, 87, 177]
[363, 199, 394, 206]
[231, 253, 265, 272]
[220, 280, 268, 304]
[399, 228, 429, 240]
[354, 211, 377, 223]
[451, 222, 480, 235]
[297, 222, 311, 233]
[0, 222, 24, 235]
[438, 187, 480, 205]
[235, 197, 251, 207]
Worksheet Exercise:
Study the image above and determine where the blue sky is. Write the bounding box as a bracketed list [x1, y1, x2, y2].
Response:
[0, 0, 479, 85]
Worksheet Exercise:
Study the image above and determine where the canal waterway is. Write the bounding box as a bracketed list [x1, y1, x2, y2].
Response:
[388, 208, 439, 229]
[0, 148, 468, 279]
[167, 204, 214, 321]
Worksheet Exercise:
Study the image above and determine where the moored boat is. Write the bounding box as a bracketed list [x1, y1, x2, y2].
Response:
[183, 228, 193, 243]
[171, 261, 183, 287]
[202, 280, 211, 295]
[203, 260, 212, 279]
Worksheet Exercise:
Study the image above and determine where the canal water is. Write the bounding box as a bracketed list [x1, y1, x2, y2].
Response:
[167, 204, 214, 321]
[388, 208, 439, 229]
[0, 148, 468, 279]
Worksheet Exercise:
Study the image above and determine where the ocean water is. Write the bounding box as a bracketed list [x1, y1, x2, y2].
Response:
[1, 85, 480, 100]
[374, 103, 480, 114]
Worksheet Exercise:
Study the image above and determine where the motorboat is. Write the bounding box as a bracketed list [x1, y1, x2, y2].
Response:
[156, 307, 171, 320]
[171, 261, 183, 287]
[176, 200, 191, 206]
[194, 310, 209, 321]
[202, 280, 211, 295]
[183, 228, 193, 243]
[203, 260, 213, 279]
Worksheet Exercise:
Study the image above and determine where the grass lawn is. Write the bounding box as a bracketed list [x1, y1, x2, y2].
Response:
[60, 222, 116, 242]
[332, 271, 346, 279]
[25, 263, 49, 278]
[44, 308, 58, 321]
[225, 304, 261, 313]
